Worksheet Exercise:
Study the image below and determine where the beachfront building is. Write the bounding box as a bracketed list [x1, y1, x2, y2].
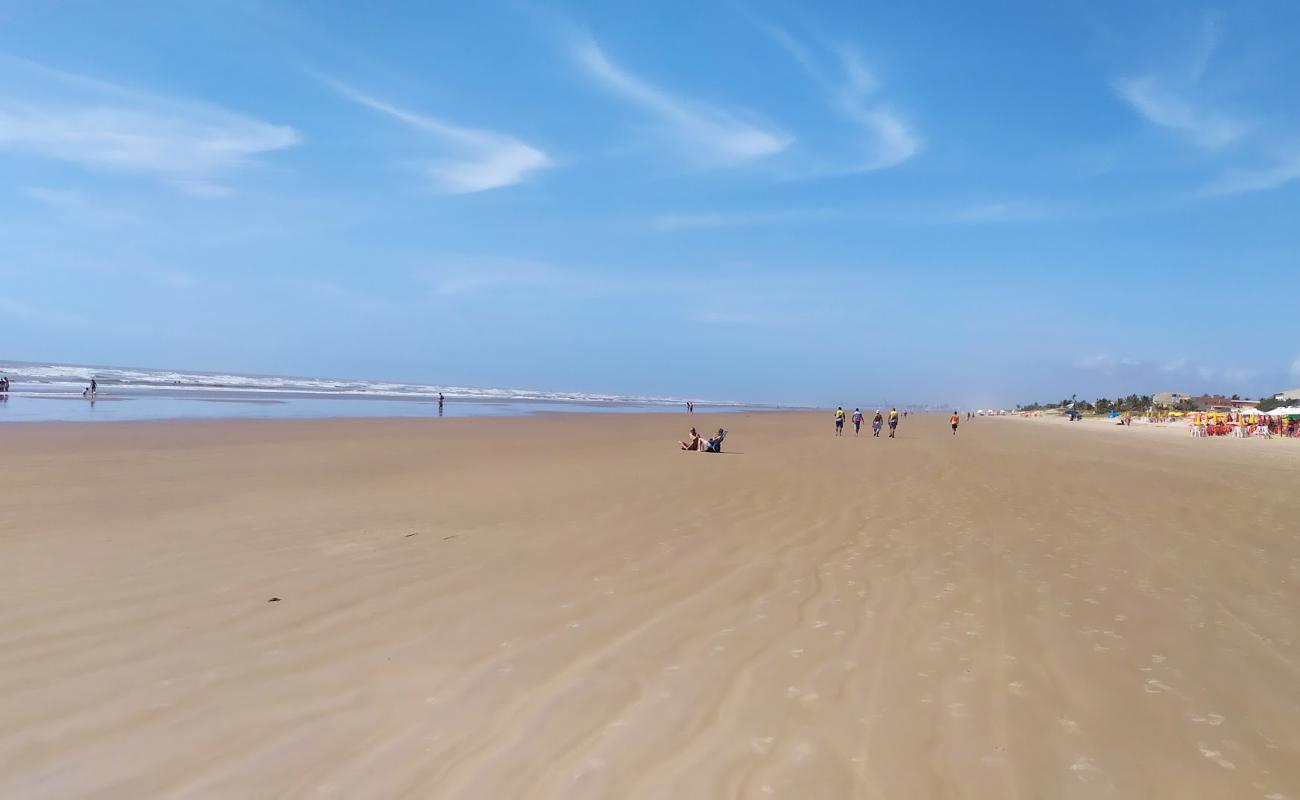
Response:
[1153, 391, 1191, 407]
[1275, 388, 1300, 401]
[1192, 395, 1258, 412]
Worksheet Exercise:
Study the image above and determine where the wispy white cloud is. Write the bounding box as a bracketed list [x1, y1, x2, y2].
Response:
[1114, 18, 1300, 196]
[755, 23, 920, 173]
[323, 80, 552, 193]
[571, 36, 790, 166]
[1201, 150, 1300, 196]
[412, 254, 822, 329]
[826, 47, 920, 171]
[1114, 76, 1247, 149]
[0, 57, 299, 194]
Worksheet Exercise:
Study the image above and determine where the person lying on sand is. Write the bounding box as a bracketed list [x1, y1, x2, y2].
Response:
[679, 427, 701, 450]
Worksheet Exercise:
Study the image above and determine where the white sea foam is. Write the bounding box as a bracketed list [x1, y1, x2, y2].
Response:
[0, 360, 752, 407]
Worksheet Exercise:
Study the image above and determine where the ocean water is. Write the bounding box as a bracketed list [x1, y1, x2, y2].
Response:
[0, 360, 757, 423]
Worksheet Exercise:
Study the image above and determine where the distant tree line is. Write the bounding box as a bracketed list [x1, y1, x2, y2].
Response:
[1018, 390, 1292, 414]
[1017, 395, 1153, 413]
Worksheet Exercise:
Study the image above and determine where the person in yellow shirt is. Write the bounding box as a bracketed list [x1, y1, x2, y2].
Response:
[834, 406, 846, 436]
[888, 408, 899, 438]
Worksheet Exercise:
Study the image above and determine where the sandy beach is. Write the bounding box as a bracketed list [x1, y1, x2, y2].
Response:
[1, 412, 1297, 799]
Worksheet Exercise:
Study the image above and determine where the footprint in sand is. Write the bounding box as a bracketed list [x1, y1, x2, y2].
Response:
[1070, 756, 1099, 781]
[1198, 743, 1235, 770]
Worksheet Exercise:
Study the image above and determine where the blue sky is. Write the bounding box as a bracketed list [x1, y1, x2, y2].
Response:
[1, 1, 1297, 406]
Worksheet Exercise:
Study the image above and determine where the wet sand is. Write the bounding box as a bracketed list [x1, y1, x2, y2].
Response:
[1, 413, 1297, 798]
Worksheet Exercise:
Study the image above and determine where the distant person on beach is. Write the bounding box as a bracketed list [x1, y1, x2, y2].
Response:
[888, 408, 899, 438]
[679, 427, 701, 450]
[852, 408, 863, 435]
[950, 412, 960, 435]
[90, 378, 97, 396]
[438, 392, 444, 408]
[872, 410, 883, 437]
[834, 407, 846, 436]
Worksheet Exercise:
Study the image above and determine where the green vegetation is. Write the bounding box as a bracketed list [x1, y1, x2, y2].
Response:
[1256, 394, 1290, 412]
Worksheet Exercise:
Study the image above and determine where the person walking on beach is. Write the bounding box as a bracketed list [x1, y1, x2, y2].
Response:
[950, 411, 960, 435]
[852, 408, 863, 435]
[872, 410, 883, 437]
[888, 408, 899, 438]
[437, 392, 444, 415]
[90, 378, 97, 396]
[834, 406, 846, 436]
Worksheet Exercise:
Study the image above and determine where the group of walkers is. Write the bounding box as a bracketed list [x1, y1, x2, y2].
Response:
[835, 407, 901, 438]
[835, 407, 967, 437]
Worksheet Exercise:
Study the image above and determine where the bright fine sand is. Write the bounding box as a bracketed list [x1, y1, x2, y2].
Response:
[2, 413, 1298, 799]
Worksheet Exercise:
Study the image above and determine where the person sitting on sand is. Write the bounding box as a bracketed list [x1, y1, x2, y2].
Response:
[679, 427, 701, 450]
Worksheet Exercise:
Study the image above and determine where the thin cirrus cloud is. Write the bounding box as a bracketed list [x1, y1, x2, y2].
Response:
[1113, 20, 1300, 196]
[323, 79, 552, 194]
[0, 56, 299, 196]
[1113, 76, 1246, 149]
[571, 36, 791, 166]
[757, 22, 921, 173]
